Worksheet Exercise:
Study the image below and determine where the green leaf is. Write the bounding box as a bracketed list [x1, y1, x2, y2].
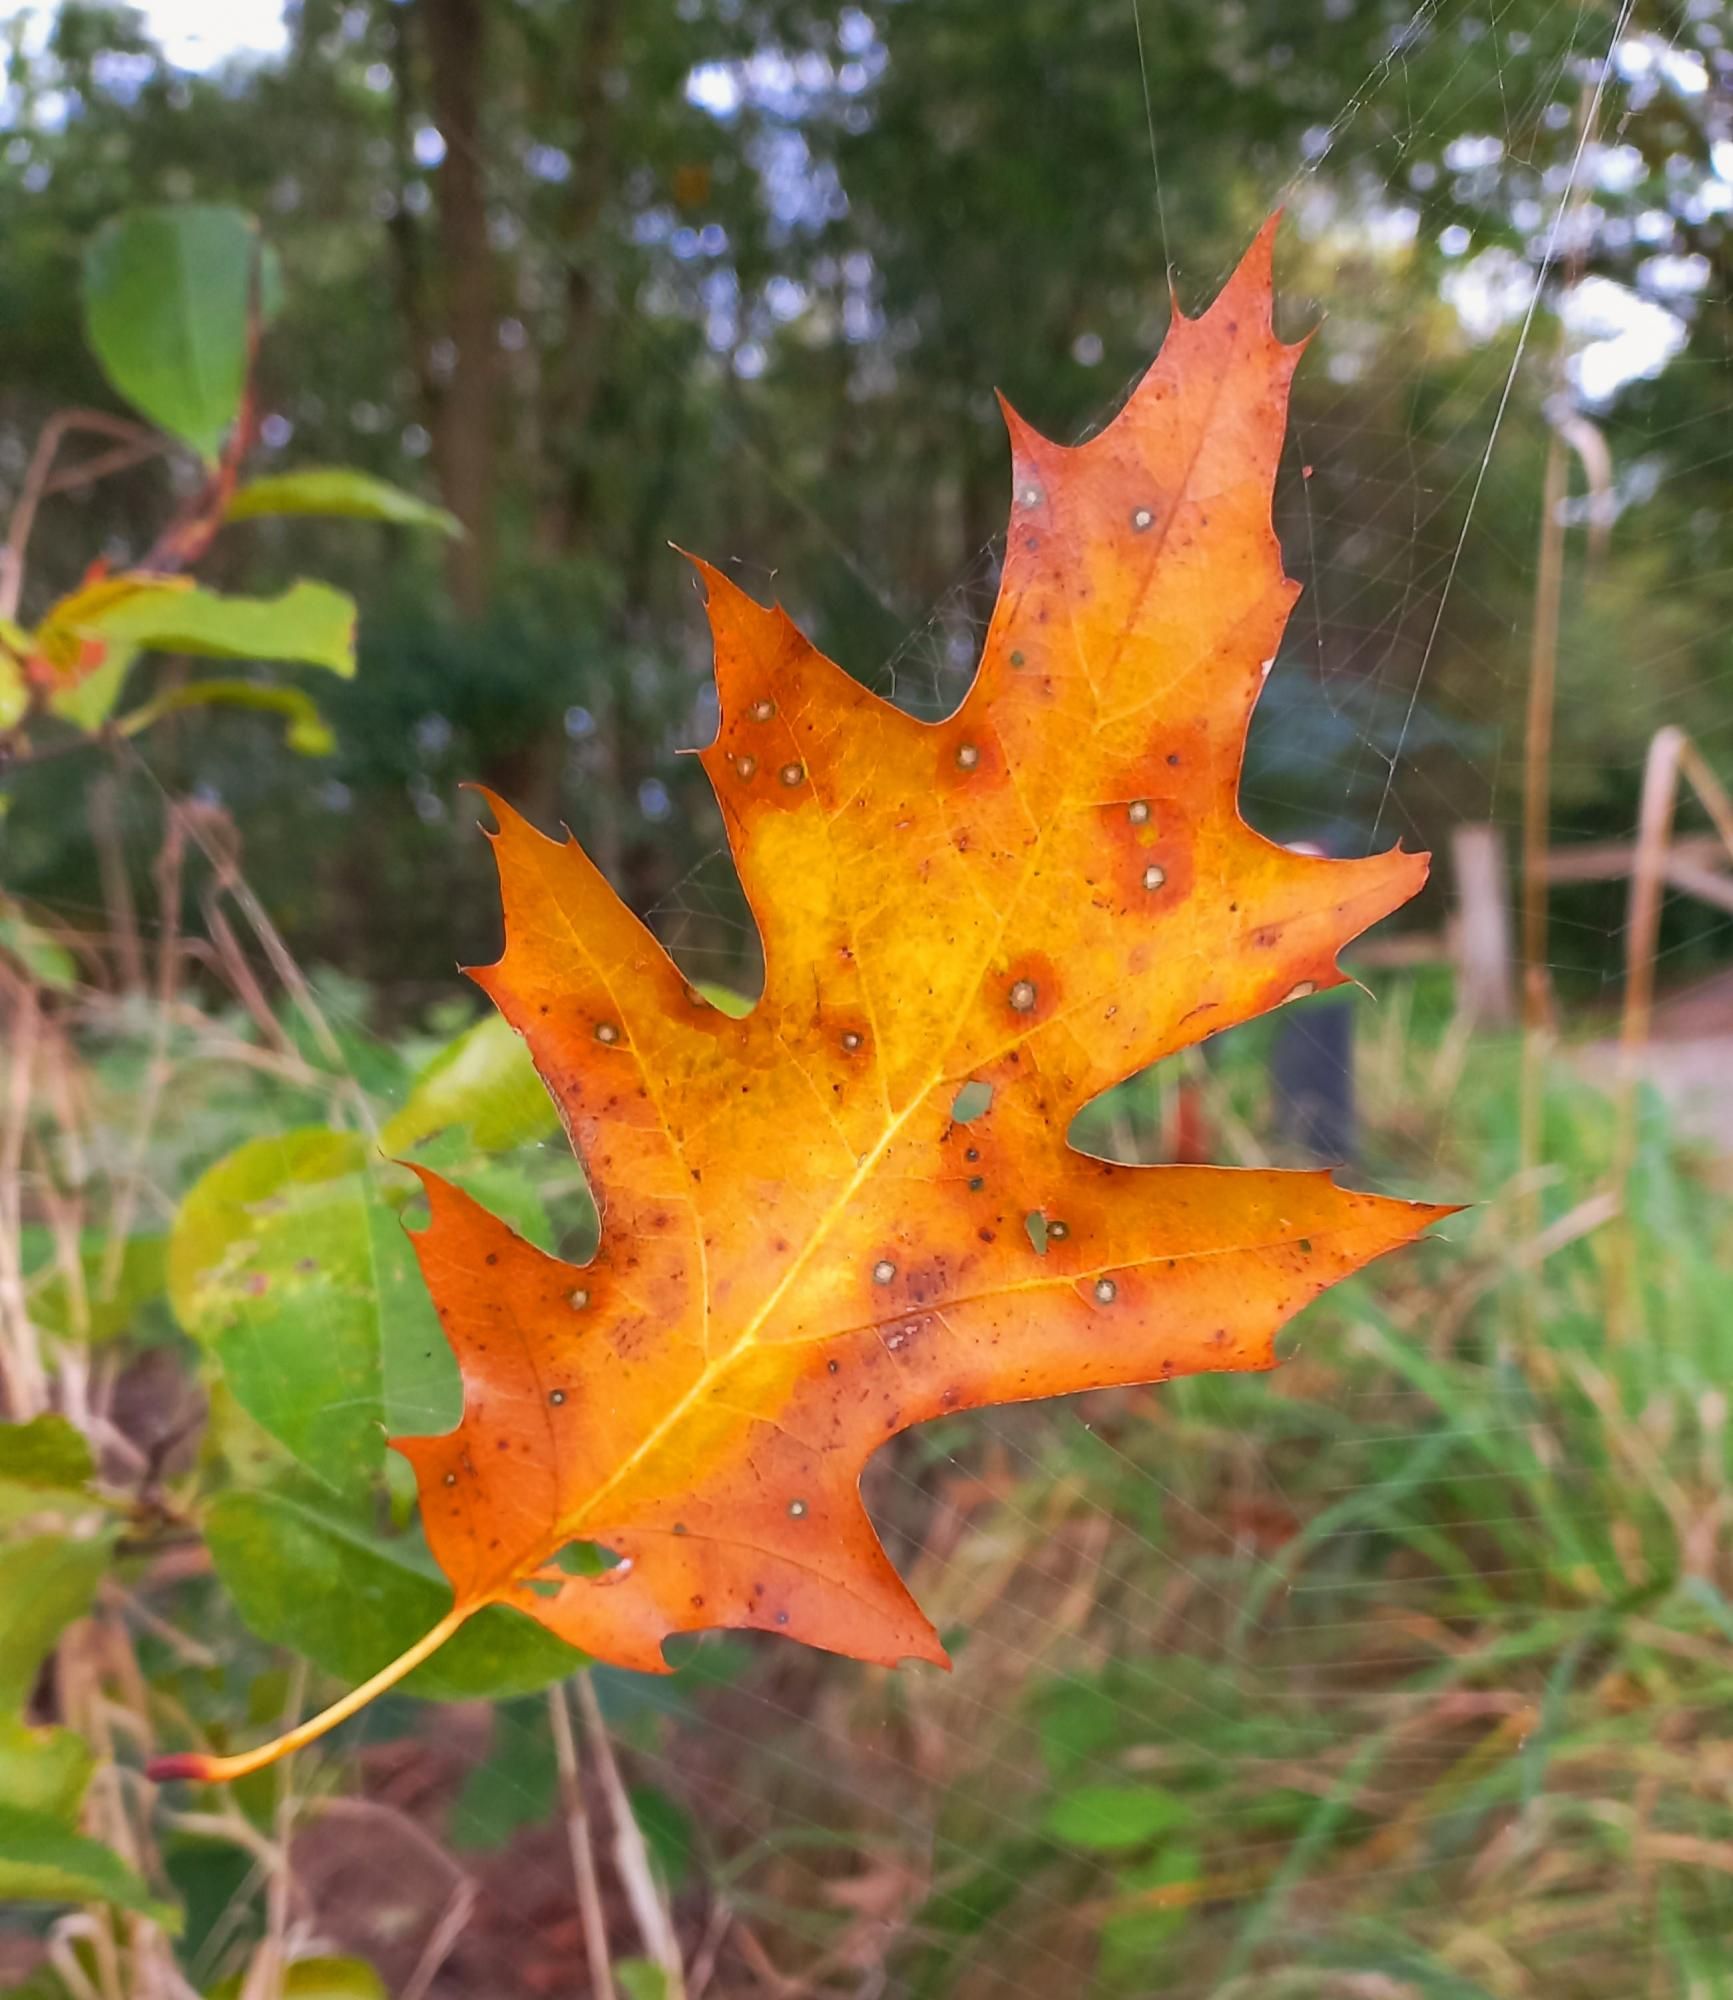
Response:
[226, 468, 460, 538]
[171, 1128, 533, 1486]
[615, 1964, 678, 2000]
[46, 641, 138, 732]
[695, 982, 753, 1018]
[628, 1784, 694, 1893]
[0, 1807, 178, 1927]
[614, 1965, 672, 2000]
[1041, 1784, 1194, 1854]
[28, 1224, 167, 1352]
[28, 1234, 168, 1346]
[206, 1490, 585, 1702]
[0, 1416, 94, 1507]
[0, 648, 26, 732]
[0, 908, 76, 990]
[206, 1956, 386, 2000]
[0, 1971, 77, 2000]
[0, 1534, 111, 1714]
[81, 579, 356, 679]
[82, 204, 279, 461]
[1099, 1841, 1201, 1977]
[201, 1377, 302, 1494]
[379, 1156, 555, 1439]
[429, 1157, 557, 1251]
[368, 1181, 457, 1439]
[0, 1717, 95, 1824]
[0, 1535, 108, 1843]
[450, 1700, 556, 1851]
[120, 678, 335, 755]
[381, 1013, 558, 1155]
[1036, 1681, 1121, 1777]
[170, 1129, 386, 1499]
[0, 1483, 100, 1537]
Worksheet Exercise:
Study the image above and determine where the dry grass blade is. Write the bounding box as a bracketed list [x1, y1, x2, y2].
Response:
[549, 1679, 617, 2000]
[576, 1672, 687, 1996]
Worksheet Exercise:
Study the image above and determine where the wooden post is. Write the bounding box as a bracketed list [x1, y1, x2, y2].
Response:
[1451, 821, 1515, 1026]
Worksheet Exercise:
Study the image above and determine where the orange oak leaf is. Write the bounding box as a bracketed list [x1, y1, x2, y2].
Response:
[153, 218, 1452, 1784]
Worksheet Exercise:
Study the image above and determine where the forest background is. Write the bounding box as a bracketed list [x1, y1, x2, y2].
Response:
[4, 3, 1733, 1997]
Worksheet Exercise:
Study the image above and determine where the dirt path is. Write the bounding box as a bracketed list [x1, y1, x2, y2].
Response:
[1579, 967, 1733, 1153]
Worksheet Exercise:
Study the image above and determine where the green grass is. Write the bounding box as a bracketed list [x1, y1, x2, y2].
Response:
[675, 980, 1733, 1997]
[8, 966, 1733, 1998]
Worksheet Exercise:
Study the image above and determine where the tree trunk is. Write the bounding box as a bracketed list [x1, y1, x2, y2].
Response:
[417, 0, 496, 614]
[535, 0, 620, 557]
[382, 6, 438, 425]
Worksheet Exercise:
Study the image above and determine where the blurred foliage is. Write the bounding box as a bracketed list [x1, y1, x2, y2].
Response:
[6, 941, 1730, 1990]
[1, 192, 457, 785]
[0, 0, 1729, 991]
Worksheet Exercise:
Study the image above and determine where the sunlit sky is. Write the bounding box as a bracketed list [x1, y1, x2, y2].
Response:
[1, 0, 286, 68]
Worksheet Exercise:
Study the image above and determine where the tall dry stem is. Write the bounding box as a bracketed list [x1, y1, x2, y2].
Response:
[1516, 428, 1568, 1345]
[576, 1671, 687, 1996]
[1607, 726, 1733, 1336]
[549, 1679, 617, 2000]
[0, 973, 46, 1417]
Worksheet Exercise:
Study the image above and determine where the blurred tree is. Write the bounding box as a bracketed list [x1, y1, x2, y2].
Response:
[1, 0, 1729, 993]
[413, 0, 497, 610]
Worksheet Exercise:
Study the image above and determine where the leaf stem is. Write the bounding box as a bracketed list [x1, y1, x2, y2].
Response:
[146, 1603, 471, 1785]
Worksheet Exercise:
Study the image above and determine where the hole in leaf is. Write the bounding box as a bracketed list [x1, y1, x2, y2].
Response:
[1024, 1211, 1048, 1256]
[1069, 1056, 1188, 1166]
[951, 1080, 994, 1124]
[552, 1540, 624, 1578]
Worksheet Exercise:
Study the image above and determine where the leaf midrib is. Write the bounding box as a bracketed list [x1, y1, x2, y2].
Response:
[514, 761, 1061, 1579]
